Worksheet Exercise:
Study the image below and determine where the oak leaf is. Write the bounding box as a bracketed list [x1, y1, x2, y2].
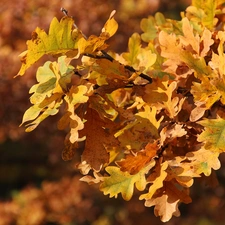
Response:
[77, 10, 118, 55]
[29, 56, 73, 105]
[100, 162, 155, 201]
[17, 17, 79, 76]
[140, 16, 158, 42]
[116, 105, 163, 150]
[117, 142, 159, 175]
[62, 136, 78, 161]
[186, 148, 221, 176]
[144, 181, 191, 222]
[21, 100, 63, 132]
[167, 156, 194, 187]
[80, 171, 104, 185]
[139, 161, 168, 200]
[160, 123, 187, 144]
[198, 117, 225, 152]
[122, 33, 156, 73]
[159, 22, 212, 77]
[187, 0, 218, 29]
[144, 77, 185, 118]
[122, 33, 141, 66]
[80, 108, 119, 171]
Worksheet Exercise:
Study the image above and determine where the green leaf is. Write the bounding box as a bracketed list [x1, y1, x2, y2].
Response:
[122, 33, 156, 73]
[30, 56, 74, 105]
[122, 33, 141, 66]
[191, 0, 217, 29]
[155, 12, 166, 26]
[100, 161, 155, 201]
[140, 16, 158, 42]
[23, 100, 63, 132]
[198, 117, 225, 152]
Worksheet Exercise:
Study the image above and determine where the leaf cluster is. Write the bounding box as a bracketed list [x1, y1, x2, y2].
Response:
[18, 0, 225, 221]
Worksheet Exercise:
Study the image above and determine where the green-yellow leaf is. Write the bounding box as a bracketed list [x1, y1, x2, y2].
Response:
[17, 17, 79, 76]
[191, 0, 217, 29]
[140, 16, 157, 42]
[100, 161, 155, 201]
[30, 56, 74, 105]
[122, 33, 141, 66]
[198, 117, 225, 152]
[23, 100, 62, 132]
[20, 105, 43, 126]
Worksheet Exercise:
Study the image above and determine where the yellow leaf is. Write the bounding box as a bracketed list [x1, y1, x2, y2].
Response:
[100, 161, 155, 201]
[139, 161, 168, 200]
[17, 17, 79, 76]
[122, 33, 156, 73]
[144, 77, 185, 118]
[159, 28, 211, 77]
[180, 17, 200, 54]
[137, 49, 156, 73]
[77, 11, 118, 55]
[94, 58, 129, 80]
[78, 35, 108, 55]
[69, 114, 85, 143]
[101, 10, 118, 38]
[24, 101, 62, 132]
[140, 16, 157, 42]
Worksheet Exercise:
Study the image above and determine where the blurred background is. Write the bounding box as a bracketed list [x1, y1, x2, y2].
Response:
[1, 0, 225, 224]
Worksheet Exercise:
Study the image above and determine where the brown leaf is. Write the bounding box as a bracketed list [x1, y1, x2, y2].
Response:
[81, 108, 119, 171]
[62, 135, 78, 161]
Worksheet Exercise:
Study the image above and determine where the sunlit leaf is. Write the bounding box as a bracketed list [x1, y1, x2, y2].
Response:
[139, 161, 168, 200]
[190, 0, 217, 29]
[117, 142, 159, 174]
[17, 17, 79, 75]
[100, 162, 155, 201]
[186, 148, 221, 176]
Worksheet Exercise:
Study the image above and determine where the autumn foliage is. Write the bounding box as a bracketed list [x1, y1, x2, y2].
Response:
[17, 0, 225, 222]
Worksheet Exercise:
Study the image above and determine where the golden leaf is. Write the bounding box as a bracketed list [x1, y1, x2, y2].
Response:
[100, 162, 155, 201]
[17, 17, 79, 76]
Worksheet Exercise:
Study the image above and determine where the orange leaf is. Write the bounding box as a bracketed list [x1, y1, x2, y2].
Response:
[117, 142, 159, 175]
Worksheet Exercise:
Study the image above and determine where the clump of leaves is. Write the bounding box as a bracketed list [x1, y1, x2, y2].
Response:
[17, 0, 225, 222]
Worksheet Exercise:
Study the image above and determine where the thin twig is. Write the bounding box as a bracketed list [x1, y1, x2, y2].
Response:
[61, 7, 152, 84]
